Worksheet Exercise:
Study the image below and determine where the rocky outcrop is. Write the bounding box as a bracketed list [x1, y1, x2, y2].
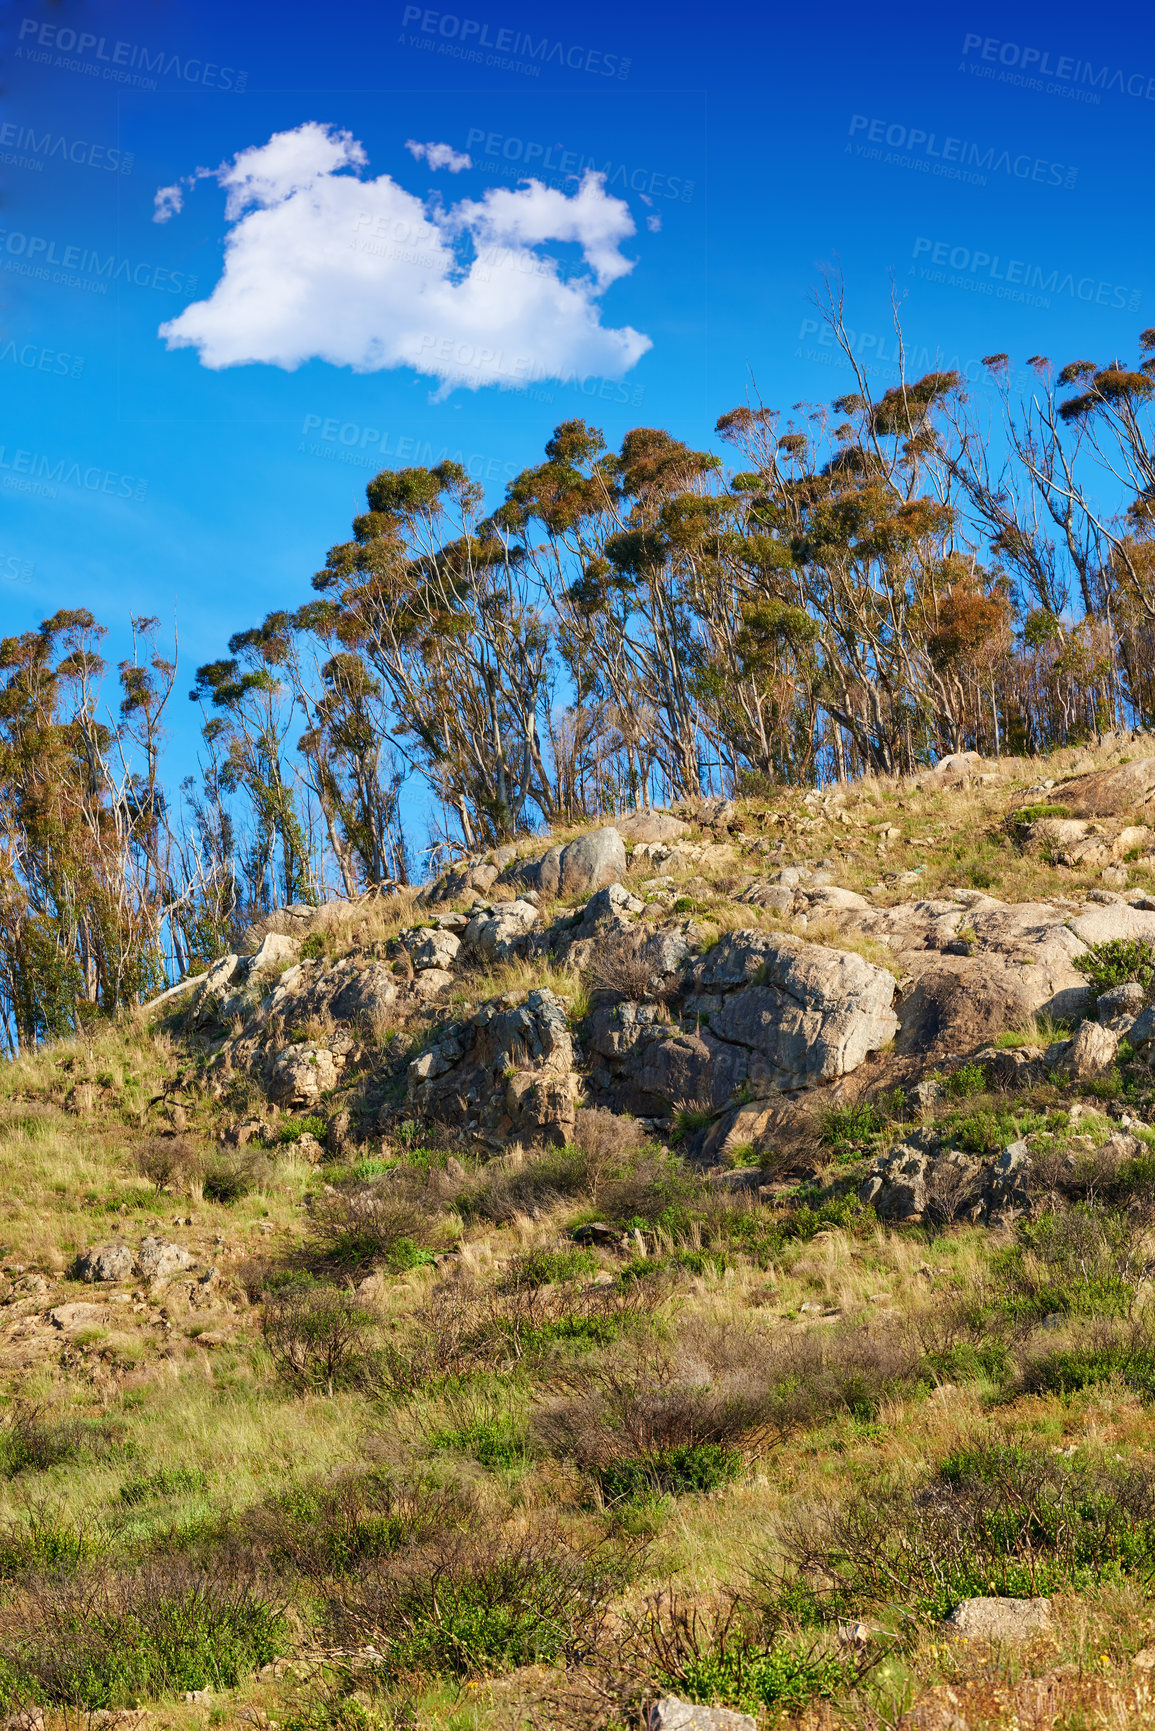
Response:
[408, 988, 581, 1143]
[1049, 755, 1155, 817]
[76, 1237, 192, 1285]
[690, 931, 898, 1091]
[616, 810, 688, 844]
[462, 898, 540, 961]
[269, 1044, 341, 1108]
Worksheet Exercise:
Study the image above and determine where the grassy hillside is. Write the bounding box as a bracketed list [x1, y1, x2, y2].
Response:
[5, 737, 1155, 1730]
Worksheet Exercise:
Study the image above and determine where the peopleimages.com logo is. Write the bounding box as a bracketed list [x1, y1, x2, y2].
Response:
[911, 238, 1142, 312]
[0, 230, 197, 297]
[464, 129, 695, 202]
[399, 7, 630, 78]
[960, 33, 1155, 102]
[0, 122, 133, 174]
[15, 18, 247, 92]
[847, 115, 1078, 188]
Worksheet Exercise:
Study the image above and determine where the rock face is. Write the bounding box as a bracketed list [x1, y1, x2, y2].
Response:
[462, 899, 539, 962]
[406, 928, 462, 971]
[538, 827, 627, 899]
[697, 932, 898, 1091]
[135, 1237, 193, 1284]
[1056, 1019, 1119, 1079]
[647, 1699, 756, 1731]
[941, 1596, 1050, 1641]
[1050, 755, 1155, 817]
[76, 1243, 134, 1283]
[409, 988, 580, 1142]
[616, 810, 688, 844]
[269, 1044, 340, 1107]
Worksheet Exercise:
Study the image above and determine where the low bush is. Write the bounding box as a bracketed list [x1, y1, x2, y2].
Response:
[819, 1101, 887, 1156]
[136, 1135, 207, 1194]
[202, 1147, 268, 1204]
[120, 1466, 208, 1505]
[766, 1441, 1155, 1626]
[503, 1245, 599, 1287]
[376, 1274, 658, 1397]
[989, 1206, 1145, 1323]
[263, 1278, 382, 1394]
[0, 1563, 286, 1709]
[318, 1521, 636, 1683]
[534, 1321, 922, 1488]
[544, 1591, 861, 1731]
[595, 1441, 742, 1503]
[0, 1404, 121, 1479]
[427, 1411, 529, 1472]
[1074, 937, 1155, 999]
[944, 1060, 988, 1098]
[235, 1469, 470, 1578]
[1017, 1317, 1155, 1401]
[306, 1182, 432, 1270]
[279, 1115, 328, 1144]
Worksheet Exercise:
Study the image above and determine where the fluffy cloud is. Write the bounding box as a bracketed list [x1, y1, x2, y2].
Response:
[405, 139, 472, 172]
[156, 122, 650, 393]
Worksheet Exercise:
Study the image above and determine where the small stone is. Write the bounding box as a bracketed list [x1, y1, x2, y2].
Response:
[646, 1697, 756, 1731]
[76, 1243, 135, 1283]
[941, 1596, 1050, 1641]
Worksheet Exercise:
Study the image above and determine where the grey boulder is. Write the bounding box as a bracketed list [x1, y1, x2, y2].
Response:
[942, 1596, 1050, 1641]
[135, 1237, 193, 1284]
[538, 827, 627, 899]
[701, 932, 898, 1090]
[76, 1243, 135, 1283]
[647, 1698, 755, 1731]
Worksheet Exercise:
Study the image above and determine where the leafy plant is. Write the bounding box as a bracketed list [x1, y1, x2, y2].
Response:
[1073, 937, 1155, 999]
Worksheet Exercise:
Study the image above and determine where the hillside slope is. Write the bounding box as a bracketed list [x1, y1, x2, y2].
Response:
[7, 734, 1155, 1729]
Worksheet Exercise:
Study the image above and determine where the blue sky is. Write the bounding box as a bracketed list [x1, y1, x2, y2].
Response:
[2, 0, 1151, 787]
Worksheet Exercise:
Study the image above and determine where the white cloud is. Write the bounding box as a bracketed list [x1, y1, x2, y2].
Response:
[405, 139, 472, 172]
[156, 122, 650, 394]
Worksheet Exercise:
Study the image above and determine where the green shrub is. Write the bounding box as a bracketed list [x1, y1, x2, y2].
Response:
[263, 1279, 381, 1394]
[819, 1101, 886, 1155]
[279, 1115, 328, 1145]
[1074, 938, 1155, 999]
[673, 1638, 855, 1716]
[766, 1442, 1155, 1625]
[596, 1442, 742, 1503]
[428, 1413, 529, 1472]
[0, 1405, 120, 1479]
[505, 1246, 599, 1287]
[319, 1525, 628, 1682]
[989, 1207, 1143, 1323]
[944, 1061, 988, 1099]
[0, 1566, 285, 1709]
